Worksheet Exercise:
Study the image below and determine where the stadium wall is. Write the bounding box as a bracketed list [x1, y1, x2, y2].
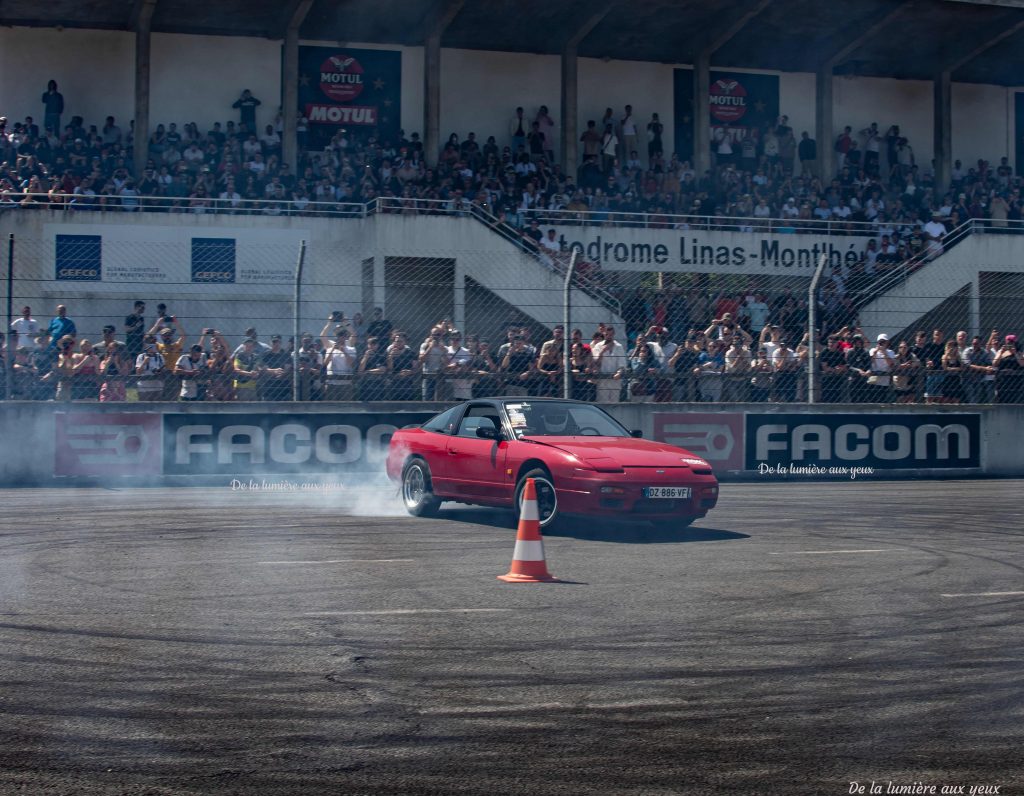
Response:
[0, 402, 1016, 488]
[1, 208, 883, 343]
[1, 27, 1018, 169]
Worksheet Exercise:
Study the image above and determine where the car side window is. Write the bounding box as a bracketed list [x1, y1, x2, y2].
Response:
[456, 406, 502, 438]
[422, 405, 460, 435]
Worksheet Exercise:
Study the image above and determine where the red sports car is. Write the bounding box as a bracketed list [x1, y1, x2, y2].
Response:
[386, 398, 719, 530]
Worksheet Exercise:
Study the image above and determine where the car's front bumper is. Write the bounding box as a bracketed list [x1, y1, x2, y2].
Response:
[555, 467, 719, 519]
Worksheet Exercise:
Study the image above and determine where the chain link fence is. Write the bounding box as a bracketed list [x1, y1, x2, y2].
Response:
[2, 212, 1023, 404]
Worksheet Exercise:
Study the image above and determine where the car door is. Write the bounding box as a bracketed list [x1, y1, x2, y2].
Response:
[445, 404, 509, 502]
[415, 404, 463, 496]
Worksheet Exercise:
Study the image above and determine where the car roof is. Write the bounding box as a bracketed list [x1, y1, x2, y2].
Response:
[474, 396, 585, 404]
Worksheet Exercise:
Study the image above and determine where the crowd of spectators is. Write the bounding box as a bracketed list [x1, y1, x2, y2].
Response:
[3, 86, 1023, 261]
[2, 84, 1022, 403]
[5, 299, 1022, 404]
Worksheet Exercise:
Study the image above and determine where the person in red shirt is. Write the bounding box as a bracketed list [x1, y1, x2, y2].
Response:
[714, 293, 741, 320]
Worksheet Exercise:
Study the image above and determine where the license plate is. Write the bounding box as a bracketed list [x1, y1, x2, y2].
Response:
[642, 486, 691, 499]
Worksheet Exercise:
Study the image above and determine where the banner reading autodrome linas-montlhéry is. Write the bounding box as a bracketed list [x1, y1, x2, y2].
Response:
[297, 46, 402, 150]
[673, 69, 780, 164]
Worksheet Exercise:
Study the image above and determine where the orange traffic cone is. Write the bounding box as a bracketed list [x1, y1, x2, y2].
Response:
[498, 478, 558, 583]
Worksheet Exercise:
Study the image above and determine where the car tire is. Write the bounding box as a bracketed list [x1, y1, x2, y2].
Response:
[514, 468, 559, 531]
[401, 458, 441, 518]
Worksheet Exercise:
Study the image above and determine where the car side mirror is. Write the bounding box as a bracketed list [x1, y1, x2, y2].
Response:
[476, 426, 501, 440]
[631, 429, 643, 438]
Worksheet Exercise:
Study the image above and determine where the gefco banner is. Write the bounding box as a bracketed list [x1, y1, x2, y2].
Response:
[298, 46, 401, 148]
[672, 69, 780, 164]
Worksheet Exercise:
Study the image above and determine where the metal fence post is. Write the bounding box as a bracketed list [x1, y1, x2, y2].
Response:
[5, 234, 13, 401]
[807, 253, 827, 404]
[292, 239, 306, 402]
[563, 247, 578, 400]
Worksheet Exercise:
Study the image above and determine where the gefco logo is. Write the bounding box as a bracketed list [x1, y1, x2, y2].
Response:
[710, 78, 747, 124]
[56, 266, 100, 281]
[192, 270, 235, 283]
[319, 54, 365, 102]
[748, 415, 980, 469]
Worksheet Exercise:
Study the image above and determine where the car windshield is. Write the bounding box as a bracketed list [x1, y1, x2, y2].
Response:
[503, 401, 630, 438]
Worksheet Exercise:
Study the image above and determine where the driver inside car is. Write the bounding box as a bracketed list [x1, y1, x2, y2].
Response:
[538, 406, 573, 435]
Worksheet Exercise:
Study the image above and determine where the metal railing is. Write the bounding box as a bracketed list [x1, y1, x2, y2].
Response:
[8, 367, 1021, 404]
[3, 190, 884, 236]
[848, 217, 1024, 314]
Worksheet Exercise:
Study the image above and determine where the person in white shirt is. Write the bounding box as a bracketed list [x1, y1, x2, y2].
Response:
[600, 125, 618, 173]
[771, 337, 800, 401]
[445, 330, 474, 400]
[759, 325, 783, 363]
[242, 135, 262, 160]
[182, 143, 205, 173]
[590, 326, 627, 402]
[10, 306, 39, 349]
[539, 229, 561, 254]
[134, 335, 166, 401]
[832, 200, 852, 220]
[419, 326, 451, 401]
[247, 153, 266, 177]
[319, 322, 356, 401]
[740, 294, 771, 334]
[219, 178, 242, 212]
[923, 213, 947, 259]
[619, 105, 637, 161]
[259, 124, 281, 154]
[867, 333, 897, 401]
[174, 344, 208, 401]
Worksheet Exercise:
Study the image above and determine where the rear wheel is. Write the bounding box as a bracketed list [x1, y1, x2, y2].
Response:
[514, 468, 559, 530]
[402, 459, 441, 517]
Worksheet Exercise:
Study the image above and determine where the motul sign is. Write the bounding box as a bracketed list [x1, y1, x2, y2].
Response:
[709, 78, 747, 123]
[319, 55, 365, 103]
[305, 104, 378, 125]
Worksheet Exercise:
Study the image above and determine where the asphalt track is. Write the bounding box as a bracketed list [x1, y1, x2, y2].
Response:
[0, 480, 1022, 796]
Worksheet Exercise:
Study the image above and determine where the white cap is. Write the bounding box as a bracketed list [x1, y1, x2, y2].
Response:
[877, 333, 890, 342]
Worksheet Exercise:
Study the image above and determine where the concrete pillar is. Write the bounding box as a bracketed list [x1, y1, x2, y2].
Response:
[132, 15, 154, 179]
[816, 66, 834, 182]
[561, 44, 578, 172]
[934, 70, 952, 196]
[373, 256, 386, 311]
[693, 53, 711, 179]
[282, 26, 300, 170]
[969, 272, 981, 339]
[424, 34, 442, 167]
[453, 260, 466, 332]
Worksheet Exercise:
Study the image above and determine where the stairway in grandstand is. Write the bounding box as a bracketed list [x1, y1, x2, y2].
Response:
[465, 205, 624, 325]
[856, 220, 1023, 340]
[369, 200, 622, 330]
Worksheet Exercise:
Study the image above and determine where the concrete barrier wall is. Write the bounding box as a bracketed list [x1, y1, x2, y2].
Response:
[1, 401, 1016, 487]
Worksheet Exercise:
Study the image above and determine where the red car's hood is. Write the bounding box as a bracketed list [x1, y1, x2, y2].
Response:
[522, 436, 711, 471]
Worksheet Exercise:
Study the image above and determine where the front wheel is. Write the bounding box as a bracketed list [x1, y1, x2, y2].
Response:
[514, 468, 559, 530]
[402, 459, 441, 517]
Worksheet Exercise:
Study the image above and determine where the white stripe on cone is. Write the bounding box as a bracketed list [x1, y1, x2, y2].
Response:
[520, 499, 540, 522]
[511, 539, 545, 562]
